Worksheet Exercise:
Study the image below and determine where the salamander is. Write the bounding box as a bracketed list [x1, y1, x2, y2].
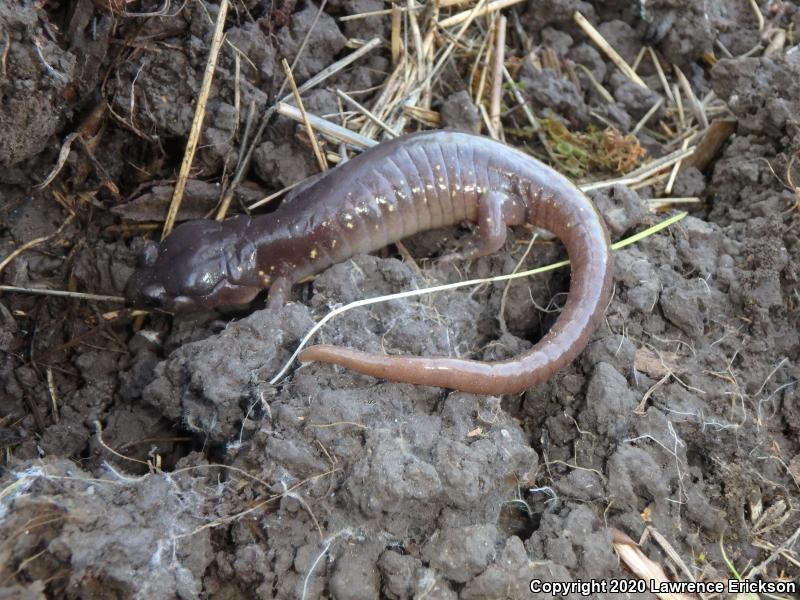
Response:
[125, 130, 613, 394]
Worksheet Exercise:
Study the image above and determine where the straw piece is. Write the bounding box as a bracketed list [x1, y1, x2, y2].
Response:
[574, 11, 647, 87]
[283, 58, 328, 171]
[0, 215, 75, 276]
[631, 45, 647, 72]
[163, 0, 229, 239]
[502, 66, 557, 163]
[248, 181, 303, 211]
[276, 103, 377, 149]
[580, 146, 696, 192]
[219, 38, 382, 220]
[674, 65, 708, 129]
[631, 97, 664, 135]
[748, 0, 765, 32]
[438, 0, 525, 28]
[336, 89, 398, 138]
[672, 83, 684, 129]
[391, 4, 402, 65]
[489, 15, 507, 137]
[294, 37, 382, 97]
[576, 64, 615, 103]
[338, 4, 420, 21]
[664, 137, 691, 195]
[407, 0, 425, 74]
[0, 285, 126, 304]
[646, 47, 675, 104]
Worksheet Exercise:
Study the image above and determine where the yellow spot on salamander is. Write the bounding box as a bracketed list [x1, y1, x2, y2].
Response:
[346, 222, 354, 229]
[310, 248, 318, 259]
[331, 239, 338, 248]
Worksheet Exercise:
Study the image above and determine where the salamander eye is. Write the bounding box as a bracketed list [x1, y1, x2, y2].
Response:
[182, 268, 223, 295]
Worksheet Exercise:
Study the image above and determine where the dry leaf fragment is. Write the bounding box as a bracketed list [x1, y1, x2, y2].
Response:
[611, 528, 693, 600]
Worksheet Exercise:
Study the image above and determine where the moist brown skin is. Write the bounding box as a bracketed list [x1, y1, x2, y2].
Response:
[126, 131, 613, 394]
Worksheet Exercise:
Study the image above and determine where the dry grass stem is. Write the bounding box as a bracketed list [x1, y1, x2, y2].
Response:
[574, 11, 647, 87]
[647, 47, 675, 104]
[336, 89, 398, 138]
[47, 368, 59, 424]
[391, 4, 402, 65]
[748, 0, 765, 32]
[283, 58, 328, 171]
[480, 102, 497, 139]
[647, 527, 700, 586]
[248, 180, 303, 211]
[407, 0, 425, 74]
[35, 133, 82, 190]
[631, 45, 647, 72]
[580, 146, 696, 192]
[438, 0, 524, 28]
[632, 97, 664, 135]
[674, 66, 708, 129]
[664, 138, 691, 195]
[277, 103, 377, 149]
[338, 4, 420, 21]
[0, 215, 75, 275]
[648, 197, 701, 210]
[219, 37, 381, 219]
[0, 285, 126, 303]
[489, 15, 507, 137]
[576, 63, 615, 103]
[162, 0, 229, 239]
[672, 83, 685, 129]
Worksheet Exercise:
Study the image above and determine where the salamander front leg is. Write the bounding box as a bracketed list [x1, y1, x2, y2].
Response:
[267, 276, 292, 309]
[439, 190, 523, 262]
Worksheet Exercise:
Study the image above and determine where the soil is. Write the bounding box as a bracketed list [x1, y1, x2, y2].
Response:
[2, 0, 799, 598]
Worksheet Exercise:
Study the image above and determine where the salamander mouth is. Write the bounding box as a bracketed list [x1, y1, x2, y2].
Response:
[124, 268, 187, 312]
[125, 267, 260, 313]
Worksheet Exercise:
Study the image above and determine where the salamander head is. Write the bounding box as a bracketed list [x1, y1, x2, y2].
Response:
[125, 219, 260, 313]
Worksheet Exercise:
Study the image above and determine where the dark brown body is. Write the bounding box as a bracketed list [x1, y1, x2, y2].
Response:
[126, 131, 613, 394]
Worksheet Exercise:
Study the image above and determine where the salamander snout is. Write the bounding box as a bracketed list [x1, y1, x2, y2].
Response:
[125, 219, 261, 313]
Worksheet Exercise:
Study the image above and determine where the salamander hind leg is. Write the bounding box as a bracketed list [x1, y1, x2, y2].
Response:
[438, 190, 524, 263]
